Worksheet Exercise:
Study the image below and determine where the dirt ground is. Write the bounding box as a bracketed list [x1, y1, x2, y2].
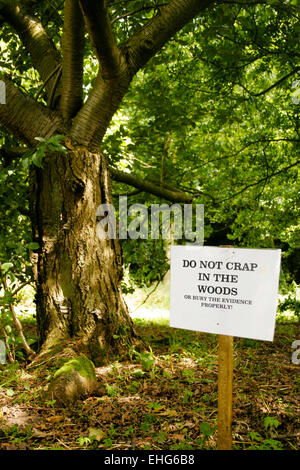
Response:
[0, 320, 299, 451]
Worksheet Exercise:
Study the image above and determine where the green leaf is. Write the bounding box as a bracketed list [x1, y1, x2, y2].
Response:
[264, 416, 280, 430]
[1, 262, 14, 276]
[31, 150, 44, 168]
[22, 157, 30, 169]
[5, 325, 12, 334]
[27, 242, 39, 251]
[249, 431, 262, 442]
[199, 422, 214, 437]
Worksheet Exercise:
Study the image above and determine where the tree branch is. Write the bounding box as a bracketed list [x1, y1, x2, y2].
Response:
[61, 0, 85, 120]
[123, 0, 215, 77]
[0, 0, 62, 107]
[216, 160, 300, 204]
[79, 0, 125, 79]
[0, 74, 63, 146]
[246, 68, 300, 98]
[70, 71, 132, 149]
[111, 4, 168, 25]
[0, 259, 36, 360]
[109, 166, 193, 203]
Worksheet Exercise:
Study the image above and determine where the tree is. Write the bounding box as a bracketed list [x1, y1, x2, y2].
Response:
[0, 0, 298, 366]
[0, 0, 217, 363]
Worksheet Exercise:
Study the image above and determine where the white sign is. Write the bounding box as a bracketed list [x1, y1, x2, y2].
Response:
[170, 246, 281, 341]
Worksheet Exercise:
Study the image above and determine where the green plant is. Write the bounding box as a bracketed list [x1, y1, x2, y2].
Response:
[278, 293, 300, 321]
[141, 413, 157, 431]
[131, 349, 156, 372]
[104, 384, 120, 397]
[181, 368, 196, 383]
[22, 135, 67, 170]
[147, 401, 163, 411]
[45, 399, 56, 409]
[132, 368, 145, 378]
[183, 388, 193, 403]
[264, 416, 280, 431]
[126, 380, 140, 393]
[140, 352, 156, 372]
[103, 437, 114, 447]
[248, 431, 283, 450]
[0, 424, 33, 443]
[197, 422, 215, 448]
[77, 436, 93, 447]
[154, 430, 167, 443]
[124, 425, 135, 436]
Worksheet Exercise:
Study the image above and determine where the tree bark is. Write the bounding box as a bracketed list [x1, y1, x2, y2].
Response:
[30, 142, 138, 364]
[61, 0, 85, 120]
[0, 74, 63, 146]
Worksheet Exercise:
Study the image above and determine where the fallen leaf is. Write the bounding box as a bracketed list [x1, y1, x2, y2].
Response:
[172, 433, 185, 441]
[183, 421, 195, 429]
[88, 427, 105, 442]
[152, 405, 165, 413]
[46, 415, 64, 424]
[32, 428, 52, 438]
[158, 409, 177, 417]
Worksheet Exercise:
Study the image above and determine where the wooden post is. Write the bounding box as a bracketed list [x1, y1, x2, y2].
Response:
[217, 334, 233, 450]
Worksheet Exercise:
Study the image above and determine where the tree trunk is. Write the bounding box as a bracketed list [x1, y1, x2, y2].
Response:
[29, 141, 138, 365]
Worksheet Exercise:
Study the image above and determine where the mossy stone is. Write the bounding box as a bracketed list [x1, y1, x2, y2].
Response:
[54, 355, 96, 381]
[45, 355, 98, 406]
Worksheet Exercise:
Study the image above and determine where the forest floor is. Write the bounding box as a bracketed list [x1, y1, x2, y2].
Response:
[0, 310, 299, 451]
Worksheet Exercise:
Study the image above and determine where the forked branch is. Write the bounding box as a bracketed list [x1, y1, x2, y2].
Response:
[79, 0, 125, 79]
[0, 0, 62, 107]
[61, 0, 85, 120]
[71, 0, 215, 149]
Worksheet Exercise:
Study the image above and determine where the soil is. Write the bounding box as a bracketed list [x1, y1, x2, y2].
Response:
[0, 320, 299, 451]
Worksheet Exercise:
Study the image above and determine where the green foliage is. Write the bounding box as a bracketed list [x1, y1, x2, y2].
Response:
[198, 422, 215, 448]
[22, 135, 67, 169]
[278, 292, 300, 321]
[103, 1, 299, 293]
[264, 416, 280, 431]
[133, 350, 156, 372]
[182, 388, 193, 403]
[121, 238, 169, 290]
[0, 424, 33, 443]
[105, 383, 120, 397]
[247, 415, 282, 449]
[248, 431, 284, 450]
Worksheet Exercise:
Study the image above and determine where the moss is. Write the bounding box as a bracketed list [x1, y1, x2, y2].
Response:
[53, 355, 96, 381]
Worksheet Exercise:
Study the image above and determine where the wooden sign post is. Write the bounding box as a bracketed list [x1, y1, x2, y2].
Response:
[170, 245, 281, 450]
[217, 245, 234, 450]
[217, 334, 233, 450]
